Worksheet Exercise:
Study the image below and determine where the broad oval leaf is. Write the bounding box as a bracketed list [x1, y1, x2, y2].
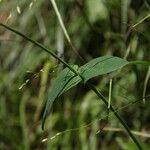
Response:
[80, 56, 129, 82]
[42, 65, 81, 129]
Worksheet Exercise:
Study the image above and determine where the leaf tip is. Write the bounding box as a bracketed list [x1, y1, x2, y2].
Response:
[41, 117, 46, 130]
[41, 110, 48, 130]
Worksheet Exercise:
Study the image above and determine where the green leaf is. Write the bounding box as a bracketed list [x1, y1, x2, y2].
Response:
[42, 56, 128, 129]
[59, 75, 82, 96]
[80, 56, 129, 82]
[42, 65, 81, 129]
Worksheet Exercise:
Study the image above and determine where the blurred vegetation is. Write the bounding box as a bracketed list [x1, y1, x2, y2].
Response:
[0, 0, 150, 149]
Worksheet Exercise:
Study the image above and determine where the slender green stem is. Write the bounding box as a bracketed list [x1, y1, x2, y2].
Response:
[0, 23, 81, 78]
[132, 13, 150, 28]
[87, 83, 142, 150]
[129, 60, 150, 65]
[108, 79, 112, 109]
[0, 23, 142, 150]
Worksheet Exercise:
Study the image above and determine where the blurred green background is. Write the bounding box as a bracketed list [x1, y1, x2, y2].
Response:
[0, 0, 150, 149]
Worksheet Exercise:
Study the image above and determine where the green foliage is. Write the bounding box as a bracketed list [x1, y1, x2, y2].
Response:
[42, 65, 81, 129]
[42, 56, 129, 129]
[0, 0, 150, 149]
[80, 56, 129, 82]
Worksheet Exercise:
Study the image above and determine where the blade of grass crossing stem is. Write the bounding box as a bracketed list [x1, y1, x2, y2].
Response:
[50, 0, 85, 62]
[42, 95, 150, 143]
[0, 23, 142, 149]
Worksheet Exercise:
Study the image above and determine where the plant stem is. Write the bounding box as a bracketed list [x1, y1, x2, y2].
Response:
[87, 83, 142, 150]
[108, 79, 112, 109]
[129, 61, 150, 65]
[0, 23, 142, 150]
[0, 23, 80, 77]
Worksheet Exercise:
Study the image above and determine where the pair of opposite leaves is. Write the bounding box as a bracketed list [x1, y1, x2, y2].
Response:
[42, 56, 129, 129]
